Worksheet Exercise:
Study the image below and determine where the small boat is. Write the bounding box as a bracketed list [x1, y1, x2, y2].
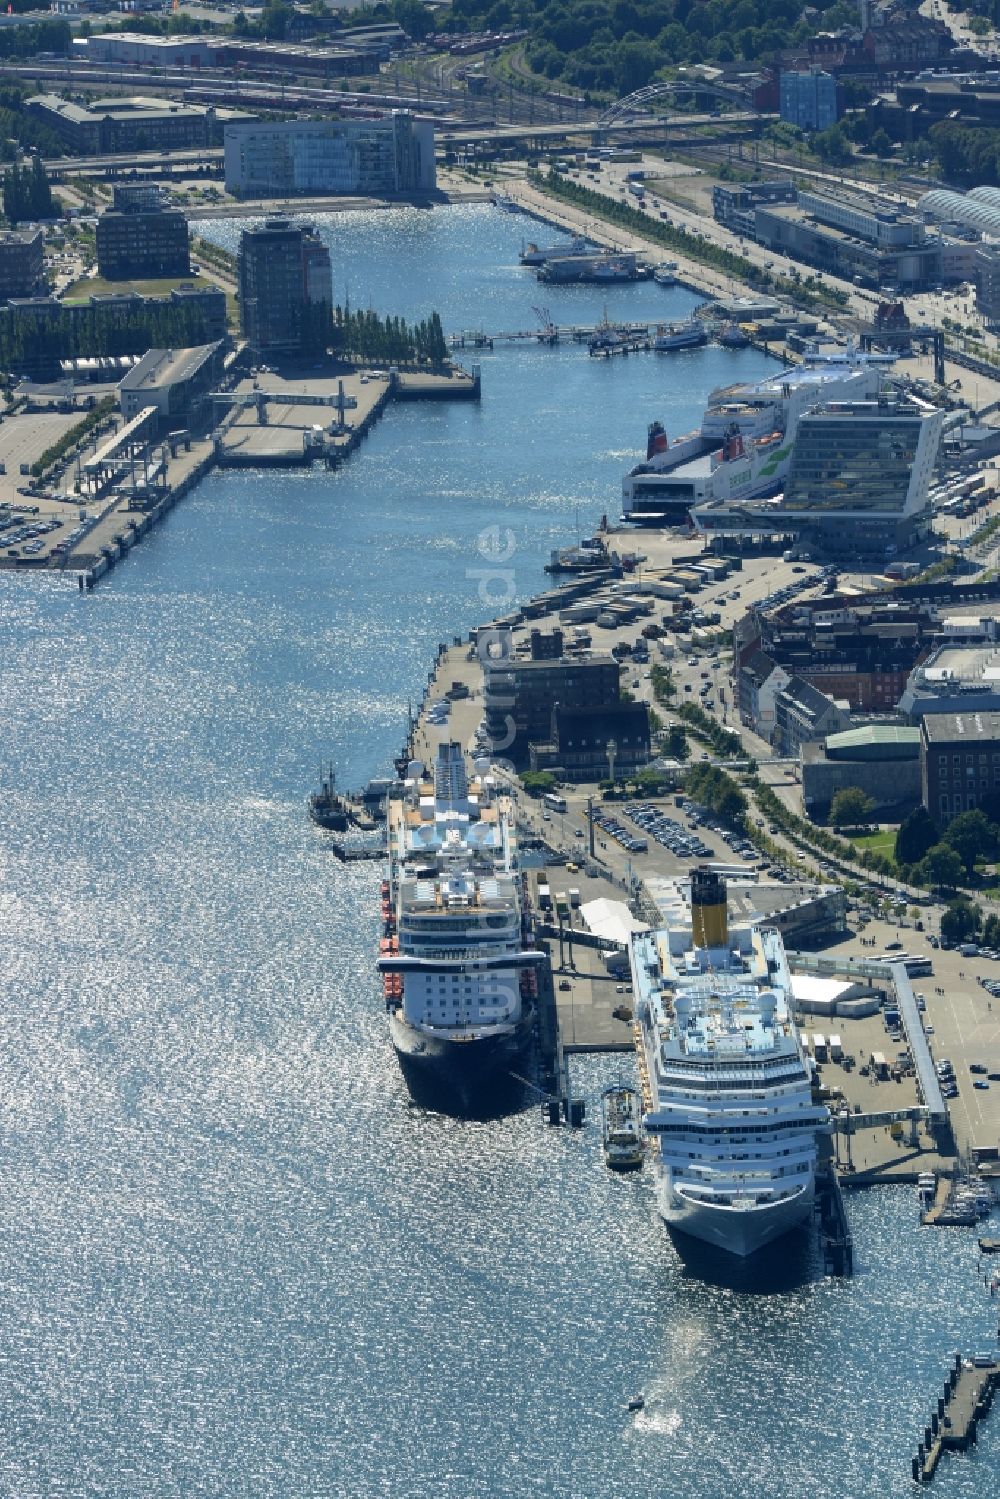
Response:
[309, 763, 350, 831]
[717, 322, 751, 349]
[653, 262, 677, 286]
[544, 536, 609, 574]
[588, 313, 628, 353]
[627, 1394, 645, 1412]
[601, 1085, 643, 1170]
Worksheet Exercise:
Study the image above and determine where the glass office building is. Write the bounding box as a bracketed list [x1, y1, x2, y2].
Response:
[225, 112, 435, 200]
[694, 398, 944, 560]
[773, 398, 943, 554]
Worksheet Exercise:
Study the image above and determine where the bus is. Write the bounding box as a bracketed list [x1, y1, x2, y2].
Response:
[877, 952, 932, 977]
[544, 792, 568, 813]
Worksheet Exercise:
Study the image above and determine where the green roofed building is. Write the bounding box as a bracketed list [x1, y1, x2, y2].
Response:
[824, 726, 921, 760]
[802, 724, 921, 818]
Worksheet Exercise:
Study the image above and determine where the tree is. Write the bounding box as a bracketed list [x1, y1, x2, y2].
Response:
[942, 808, 995, 880]
[520, 770, 556, 797]
[918, 842, 964, 893]
[983, 910, 1000, 949]
[26, 153, 52, 219]
[665, 724, 689, 761]
[633, 766, 668, 794]
[829, 786, 874, 829]
[941, 897, 981, 945]
[869, 127, 894, 159]
[895, 806, 938, 867]
[811, 123, 852, 166]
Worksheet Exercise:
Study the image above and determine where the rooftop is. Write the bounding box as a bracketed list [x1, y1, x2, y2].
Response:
[922, 710, 1000, 743]
[824, 725, 921, 759]
[119, 342, 220, 393]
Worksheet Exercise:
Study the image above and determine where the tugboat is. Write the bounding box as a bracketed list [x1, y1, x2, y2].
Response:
[601, 1085, 644, 1170]
[717, 321, 751, 349]
[308, 764, 350, 831]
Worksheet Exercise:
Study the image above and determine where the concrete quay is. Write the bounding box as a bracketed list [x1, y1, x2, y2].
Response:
[217, 366, 479, 468]
[1, 364, 479, 587]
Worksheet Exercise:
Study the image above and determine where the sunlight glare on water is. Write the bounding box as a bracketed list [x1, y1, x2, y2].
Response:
[0, 206, 995, 1496]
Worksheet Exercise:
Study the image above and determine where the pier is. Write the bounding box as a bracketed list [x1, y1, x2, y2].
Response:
[215, 366, 480, 469]
[913, 1353, 1000, 1483]
[447, 320, 656, 349]
[62, 365, 480, 588]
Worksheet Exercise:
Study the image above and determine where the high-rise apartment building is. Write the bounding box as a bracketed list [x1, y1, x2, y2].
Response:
[237, 218, 332, 357]
[96, 185, 190, 281]
[779, 69, 838, 131]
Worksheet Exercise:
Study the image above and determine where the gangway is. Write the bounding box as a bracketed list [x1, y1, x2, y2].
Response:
[82, 405, 159, 495]
[209, 384, 359, 423]
[832, 1105, 930, 1167]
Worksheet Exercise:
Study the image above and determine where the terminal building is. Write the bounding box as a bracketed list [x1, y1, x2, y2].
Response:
[754, 189, 938, 290]
[237, 218, 332, 357]
[118, 342, 223, 429]
[224, 112, 435, 200]
[698, 396, 944, 560]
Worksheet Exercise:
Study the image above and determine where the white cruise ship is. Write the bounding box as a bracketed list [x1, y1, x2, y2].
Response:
[621, 346, 893, 526]
[377, 743, 544, 1114]
[630, 870, 827, 1257]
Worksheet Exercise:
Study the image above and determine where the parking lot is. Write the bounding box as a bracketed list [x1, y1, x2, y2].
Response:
[819, 917, 1000, 1155]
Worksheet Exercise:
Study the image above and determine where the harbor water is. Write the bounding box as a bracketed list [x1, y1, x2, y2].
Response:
[0, 205, 998, 1494]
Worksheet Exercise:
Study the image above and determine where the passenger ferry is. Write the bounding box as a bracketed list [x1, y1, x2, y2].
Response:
[621, 346, 891, 526]
[652, 318, 707, 352]
[519, 235, 594, 266]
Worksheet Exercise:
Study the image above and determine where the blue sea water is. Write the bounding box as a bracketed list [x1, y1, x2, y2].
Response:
[0, 205, 997, 1495]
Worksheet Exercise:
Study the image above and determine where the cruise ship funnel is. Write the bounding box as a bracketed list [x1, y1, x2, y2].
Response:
[691, 867, 728, 951]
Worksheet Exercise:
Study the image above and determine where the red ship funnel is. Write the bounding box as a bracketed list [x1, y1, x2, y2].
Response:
[647, 422, 668, 460]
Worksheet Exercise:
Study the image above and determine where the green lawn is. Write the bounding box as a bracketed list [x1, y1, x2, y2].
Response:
[846, 828, 897, 863]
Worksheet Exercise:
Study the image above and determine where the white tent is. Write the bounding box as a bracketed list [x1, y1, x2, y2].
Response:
[579, 897, 648, 948]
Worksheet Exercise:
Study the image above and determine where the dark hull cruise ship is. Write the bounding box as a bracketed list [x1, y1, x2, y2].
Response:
[378, 743, 543, 1115]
